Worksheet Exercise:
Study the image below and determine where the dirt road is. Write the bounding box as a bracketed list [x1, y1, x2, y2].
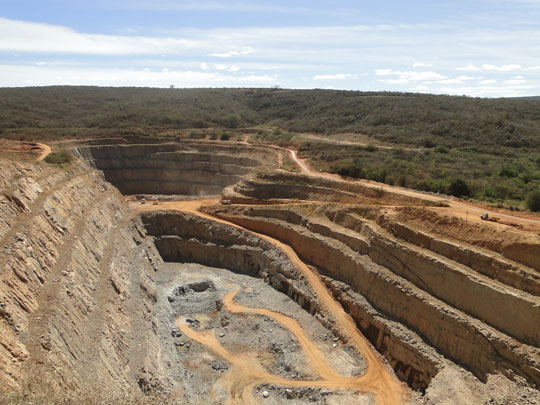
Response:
[288, 149, 540, 229]
[35, 143, 52, 161]
[176, 289, 408, 404]
[135, 199, 408, 404]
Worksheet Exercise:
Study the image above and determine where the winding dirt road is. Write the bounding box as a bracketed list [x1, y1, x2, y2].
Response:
[177, 290, 407, 404]
[136, 199, 408, 404]
[35, 143, 52, 161]
[288, 149, 540, 229]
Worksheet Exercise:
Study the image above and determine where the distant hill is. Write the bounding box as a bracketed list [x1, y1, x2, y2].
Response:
[1, 86, 540, 150]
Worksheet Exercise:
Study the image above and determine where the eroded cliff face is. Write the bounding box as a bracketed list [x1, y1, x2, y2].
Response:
[0, 160, 168, 397]
[205, 204, 540, 389]
[77, 142, 271, 196]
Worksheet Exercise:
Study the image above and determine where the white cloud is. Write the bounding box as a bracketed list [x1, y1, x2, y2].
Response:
[0, 17, 200, 55]
[456, 64, 482, 71]
[379, 78, 410, 84]
[214, 64, 240, 72]
[208, 48, 253, 58]
[313, 73, 356, 80]
[200, 62, 209, 70]
[438, 83, 535, 97]
[375, 69, 395, 76]
[480, 79, 496, 84]
[482, 63, 522, 71]
[375, 69, 447, 82]
[409, 85, 430, 92]
[413, 62, 432, 67]
[0, 64, 276, 87]
[456, 75, 479, 81]
[436, 78, 463, 84]
[504, 78, 526, 84]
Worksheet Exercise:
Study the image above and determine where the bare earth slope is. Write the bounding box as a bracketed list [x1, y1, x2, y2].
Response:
[0, 139, 539, 404]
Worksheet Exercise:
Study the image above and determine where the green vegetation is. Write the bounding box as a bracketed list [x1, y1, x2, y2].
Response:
[526, 190, 540, 212]
[305, 141, 540, 205]
[44, 150, 73, 166]
[1, 86, 540, 209]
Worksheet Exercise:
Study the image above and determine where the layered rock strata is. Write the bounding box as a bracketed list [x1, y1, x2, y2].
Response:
[77, 142, 269, 196]
[205, 205, 540, 388]
[140, 210, 442, 391]
[0, 160, 167, 395]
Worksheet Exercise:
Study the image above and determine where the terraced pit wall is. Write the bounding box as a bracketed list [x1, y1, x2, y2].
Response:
[205, 205, 540, 389]
[140, 210, 441, 391]
[76, 142, 267, 196]
[0, 160, 169, 396]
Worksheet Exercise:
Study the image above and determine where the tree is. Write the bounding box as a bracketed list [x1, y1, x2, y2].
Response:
[526, 190, 540, 212]
[447, 179, 470, 198]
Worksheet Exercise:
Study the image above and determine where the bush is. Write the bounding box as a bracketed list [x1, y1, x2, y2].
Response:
[499, 166, 518, 178]
[225, 113, 241, 128]
[220, 133, 230, 141]
[423, 138, 436, 148]
[44, 150, 72, 166]
[526, 190, 540, 212]
[366, 142, 377, 152]
[189, 131, 205, 139]
[434, 145, 449, 154]
[447, 179, 470, 197]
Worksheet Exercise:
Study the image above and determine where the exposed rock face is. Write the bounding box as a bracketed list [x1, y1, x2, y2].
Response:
[2, 146, 539, 403]
[205, 205, 540, 388]
[140, 210, 442, 391]
[77, 142, 269, 196]
[140, 211, 319, 317]
[0, 160, 167, 394]
[223, 170, 433, 206]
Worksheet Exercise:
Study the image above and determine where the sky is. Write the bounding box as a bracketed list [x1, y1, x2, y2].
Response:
[1, 0, 540, 97]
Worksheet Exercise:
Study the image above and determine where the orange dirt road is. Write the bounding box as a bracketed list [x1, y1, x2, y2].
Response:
[136, 199, 409, 404]
[35, 143, 52, 161]
[177, 290, 408, 404]
[288, 149, 540, 230]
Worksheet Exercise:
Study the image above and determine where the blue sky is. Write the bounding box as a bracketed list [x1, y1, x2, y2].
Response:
[1, 0, 539, 96]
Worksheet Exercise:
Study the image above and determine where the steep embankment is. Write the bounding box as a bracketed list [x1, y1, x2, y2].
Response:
[0, 160, 169, 397]
[140, 208, 410, 404]
[223, 170, 435, 206]
[205, 204, 540, 389]
[77, 142, 271, 196]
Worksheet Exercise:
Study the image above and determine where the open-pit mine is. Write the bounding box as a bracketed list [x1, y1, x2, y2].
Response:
[1, 138, 539, 404]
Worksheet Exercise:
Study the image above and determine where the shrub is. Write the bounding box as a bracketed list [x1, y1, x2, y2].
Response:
[499, 166, 518, 178]
[395, 174, 407, 187]
[189, 131, 205, 139]
[44, 150, 72, 166]
[366, 142, 377, 152]
[447, 179, 470, 197]
[434, 145, 449, 154]
[526, 190, 540, 212]
[423, 138, 436, 148]
[225, 113, 241, 128]
[220, 133, 230, 141]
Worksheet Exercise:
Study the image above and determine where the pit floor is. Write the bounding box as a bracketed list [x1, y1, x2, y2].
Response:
[155, 261, 373, 404]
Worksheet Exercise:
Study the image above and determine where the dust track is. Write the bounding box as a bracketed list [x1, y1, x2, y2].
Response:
[138, 200, 408, 404]
[35, 143, 52, 161]
[177, 290, 406, 404]
[288, 149, 540, 229]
